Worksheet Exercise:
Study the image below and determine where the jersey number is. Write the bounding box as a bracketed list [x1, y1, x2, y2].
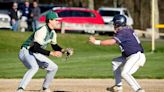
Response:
[133, 33, 140, 44]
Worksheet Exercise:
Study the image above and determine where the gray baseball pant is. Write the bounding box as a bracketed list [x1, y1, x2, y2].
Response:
[18, 47, 58, 89]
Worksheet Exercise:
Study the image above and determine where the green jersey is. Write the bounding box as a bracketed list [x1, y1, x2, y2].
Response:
[22, 25, 57, 49]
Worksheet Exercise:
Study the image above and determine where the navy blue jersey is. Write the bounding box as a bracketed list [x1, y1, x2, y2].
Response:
[113, 27, 144, 57]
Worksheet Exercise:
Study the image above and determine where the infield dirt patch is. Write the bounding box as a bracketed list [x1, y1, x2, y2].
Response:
[0, 79, 164, 92]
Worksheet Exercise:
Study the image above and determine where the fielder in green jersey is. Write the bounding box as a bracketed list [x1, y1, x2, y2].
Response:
[17, 11, 67, 92]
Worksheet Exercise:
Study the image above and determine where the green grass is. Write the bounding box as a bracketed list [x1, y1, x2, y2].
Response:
[0, 30, 164, 79]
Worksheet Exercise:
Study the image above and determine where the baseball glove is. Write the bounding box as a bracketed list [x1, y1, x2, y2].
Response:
[62, 48, 74, 57]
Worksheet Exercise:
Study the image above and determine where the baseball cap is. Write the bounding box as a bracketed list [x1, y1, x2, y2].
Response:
[46, 11, 58, 20]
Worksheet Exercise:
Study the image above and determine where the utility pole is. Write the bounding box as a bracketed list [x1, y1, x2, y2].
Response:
[151, 0, 159, 52]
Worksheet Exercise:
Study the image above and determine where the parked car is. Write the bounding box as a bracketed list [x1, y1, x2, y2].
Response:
[98, 7, 133, 26]
[0, 10, 11, 29]
[38, 7, 104, 32]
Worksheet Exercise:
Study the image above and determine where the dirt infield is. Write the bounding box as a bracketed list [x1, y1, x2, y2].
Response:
[0, 79, 164, 92]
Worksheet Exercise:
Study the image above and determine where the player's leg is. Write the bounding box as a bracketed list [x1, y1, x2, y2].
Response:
[112, 56, 126, 86]
[17, 48, 39, 90]
[121, 52, 146, 92]
[33, 53, 58, 91]
[107, 56, 126, 92]
[42, 63, 58, 90]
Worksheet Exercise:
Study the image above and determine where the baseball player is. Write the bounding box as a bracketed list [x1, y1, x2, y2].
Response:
[16, 11, 73, 92]
[89, 15, 146, 92]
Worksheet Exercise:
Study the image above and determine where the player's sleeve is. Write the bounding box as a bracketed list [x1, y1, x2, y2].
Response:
[51, 44, 62, 51]
[34, 28, 46, 45]
[31, 28, 51, 56]
[50, 31, 63, 51]
[113, 33, 126, 44]
[51, 31, 57, 45]
[29, 42, 50, 56]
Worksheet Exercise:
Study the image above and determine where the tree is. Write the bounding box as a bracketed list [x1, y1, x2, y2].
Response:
[88, 0, 94, 9]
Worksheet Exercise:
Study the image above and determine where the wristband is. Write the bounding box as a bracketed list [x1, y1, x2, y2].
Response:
[94, 40, 101, 45]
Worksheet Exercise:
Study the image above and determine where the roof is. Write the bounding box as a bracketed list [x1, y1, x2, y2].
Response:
[98, 7, 127, 11]
[52, 7, 94, 11]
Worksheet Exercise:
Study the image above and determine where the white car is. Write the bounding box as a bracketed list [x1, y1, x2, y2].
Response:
[98, 7, 133, 26]
[0, 11, 11, 29]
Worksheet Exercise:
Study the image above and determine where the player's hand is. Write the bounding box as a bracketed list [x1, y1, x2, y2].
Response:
[89, 36, 96, 44]
[50, 51, 62, 57]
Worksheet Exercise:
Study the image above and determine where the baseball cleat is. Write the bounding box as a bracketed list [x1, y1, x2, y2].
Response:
[16, 87, 24, 92]
[136, 88, 145, 92]
[40, 88, 51, 92]
[106, 85, 123, 92]
[16, 89, 24, 92]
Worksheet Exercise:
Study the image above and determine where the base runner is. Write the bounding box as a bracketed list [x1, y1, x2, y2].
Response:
[89, 15, 146, 92]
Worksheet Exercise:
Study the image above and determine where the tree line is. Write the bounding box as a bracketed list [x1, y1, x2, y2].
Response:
[10, 0, 163, 30]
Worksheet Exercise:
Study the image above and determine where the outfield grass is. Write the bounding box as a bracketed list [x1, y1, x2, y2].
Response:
[0, 30, 164, 79]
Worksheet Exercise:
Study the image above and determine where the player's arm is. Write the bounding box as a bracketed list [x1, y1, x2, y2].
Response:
[31, 28, 62, 57]
[29, 42, 50, 56]
[50, 32, 65, 53]
[29, 29, 51, 56]
[51, 44, 64, 52]
[89, 36, 117, 46]
[51, 32, 74, 57]
[99, 39, 116, 46]
[51, 44, 71, 57]
[29, 43, 62, 57]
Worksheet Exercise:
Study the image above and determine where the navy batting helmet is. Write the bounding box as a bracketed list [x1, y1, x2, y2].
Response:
[112, 14, 127, 27]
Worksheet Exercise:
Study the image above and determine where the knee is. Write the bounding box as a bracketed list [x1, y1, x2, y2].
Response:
[50, 64, 58, 71]
[112, 61, 121, 71]
[53, 64, 58, 70]
[30, 65, 39, 72]
[112, 61, 117, 66]
[112, 61, 116, 70]
[121, 71, 129, 79]
[53, 64, 58, 71]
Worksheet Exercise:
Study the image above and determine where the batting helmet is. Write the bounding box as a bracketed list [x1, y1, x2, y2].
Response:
[112, 14, 127, 27]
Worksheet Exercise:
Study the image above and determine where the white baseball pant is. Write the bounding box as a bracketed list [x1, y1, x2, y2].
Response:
[112, 51, 146, 91]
